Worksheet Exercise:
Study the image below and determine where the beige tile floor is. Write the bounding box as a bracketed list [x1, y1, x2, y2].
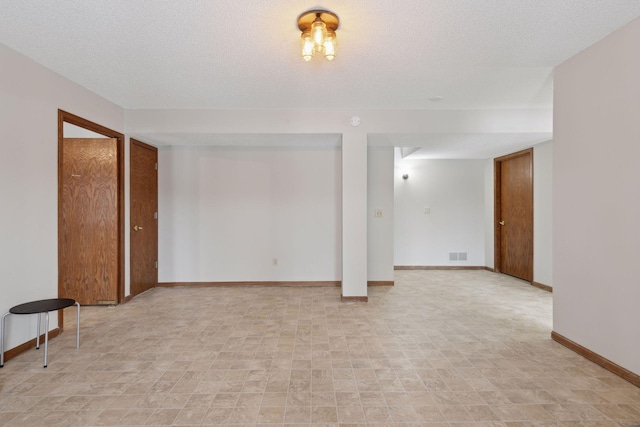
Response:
[1, 270, 639, 427]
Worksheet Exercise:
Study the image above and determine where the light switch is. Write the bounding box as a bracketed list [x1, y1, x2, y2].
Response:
[375, 209, 383, 218]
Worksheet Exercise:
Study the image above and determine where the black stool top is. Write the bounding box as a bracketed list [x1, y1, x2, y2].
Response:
[9, 298, 76, 315]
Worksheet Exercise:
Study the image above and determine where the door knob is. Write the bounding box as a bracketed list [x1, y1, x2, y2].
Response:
[133, 225, 143, 231]
[499, 221, 505, 226]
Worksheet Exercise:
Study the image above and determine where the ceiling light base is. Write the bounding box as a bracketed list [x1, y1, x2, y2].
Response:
[297, 10, 339, 32]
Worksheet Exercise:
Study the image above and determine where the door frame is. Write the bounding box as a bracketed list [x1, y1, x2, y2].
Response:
[493, 148, 533, 280]
[58, 110, 125, 319]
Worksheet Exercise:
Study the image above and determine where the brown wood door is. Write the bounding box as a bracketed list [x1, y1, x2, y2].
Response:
[60, 138, 119, 304]
[495, 149, 533, 282]
[130, 139, 158, 297]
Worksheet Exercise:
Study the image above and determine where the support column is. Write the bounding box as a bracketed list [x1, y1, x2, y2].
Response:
[341, 132, 368, 301]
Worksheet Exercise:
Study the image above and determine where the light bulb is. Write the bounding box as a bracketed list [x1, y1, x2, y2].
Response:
[311, 17, 327, 51]
[301, 32, 314, 61]
[323, 32, 336, 60]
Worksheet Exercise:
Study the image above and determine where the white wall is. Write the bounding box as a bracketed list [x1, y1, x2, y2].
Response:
[483, 159, 495, 269]
[394, 157, 486, 266]
[533, 141, 553, 286]
[0, 43, 124, 351]
[367, 147, 394, 281]
[158, 146, 342, 282]
[553, 17, 640, 374]
[128, 108, 551, 298]
[341, 133, 368, 296]
[63, 122, 108, 138]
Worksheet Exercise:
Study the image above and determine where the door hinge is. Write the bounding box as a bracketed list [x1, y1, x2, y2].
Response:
[154, 261, 158, 269]
[154, 211, 158, 220]
[154, 162, 158, 170]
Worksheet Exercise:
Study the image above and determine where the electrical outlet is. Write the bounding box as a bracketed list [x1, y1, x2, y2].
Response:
[424, 207, 431, 214]
[375, 209, 383, 218]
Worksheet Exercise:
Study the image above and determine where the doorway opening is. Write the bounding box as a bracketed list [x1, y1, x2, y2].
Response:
[58, 110, 124, 325]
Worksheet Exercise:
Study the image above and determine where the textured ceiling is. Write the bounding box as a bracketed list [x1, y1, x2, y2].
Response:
[2, 1, 639, 158]
[1, 0, 639, 110]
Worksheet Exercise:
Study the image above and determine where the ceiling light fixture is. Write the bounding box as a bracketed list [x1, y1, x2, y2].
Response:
[298, 9, 339, 61]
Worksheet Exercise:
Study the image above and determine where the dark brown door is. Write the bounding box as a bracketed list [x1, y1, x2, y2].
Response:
[130, 139, 158, 297]
[495, 148, 533, 282]
[60, 138, 119, 304]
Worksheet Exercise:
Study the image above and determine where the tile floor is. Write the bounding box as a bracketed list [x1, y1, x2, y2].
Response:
[1, 270, 639, 426]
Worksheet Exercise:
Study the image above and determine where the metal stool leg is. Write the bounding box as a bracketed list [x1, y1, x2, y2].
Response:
[36, 313, 41, 350]
[75, 302, 80, 349]
[43, 312, 49, 368]
[0, 312, 10, 368]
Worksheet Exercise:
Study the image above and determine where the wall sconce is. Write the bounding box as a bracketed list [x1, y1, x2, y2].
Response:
[298, 10, 339, 61]
[402, 174, 409, 180]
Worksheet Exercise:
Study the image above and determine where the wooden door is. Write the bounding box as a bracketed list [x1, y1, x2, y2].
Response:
[495, 149, 533, 282]
[60, 138, 119, 304]
[130, 139, 158, 297]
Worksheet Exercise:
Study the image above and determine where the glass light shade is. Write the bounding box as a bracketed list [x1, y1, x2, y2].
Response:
[323, 32, 336, 60]
[298, 10, 339, 62]
[301, 32, 314, 61]
[311, 19, 327, 50]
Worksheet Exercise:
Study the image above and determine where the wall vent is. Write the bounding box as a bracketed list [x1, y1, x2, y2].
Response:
[449, 252, 468, 261]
